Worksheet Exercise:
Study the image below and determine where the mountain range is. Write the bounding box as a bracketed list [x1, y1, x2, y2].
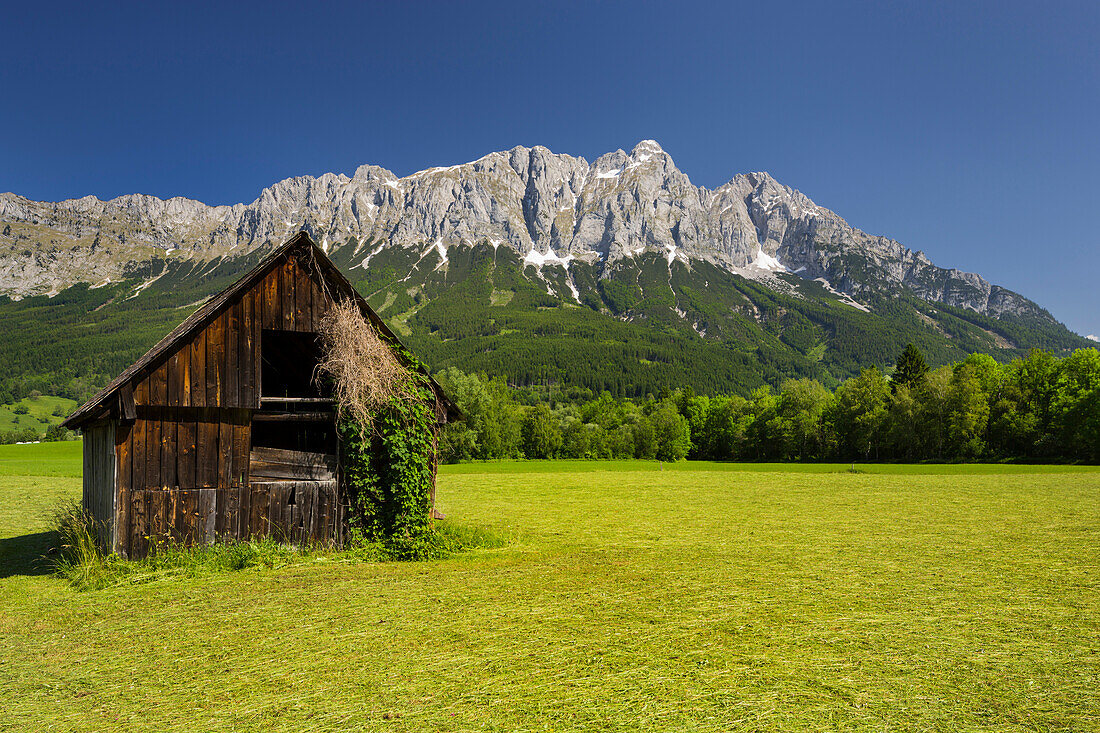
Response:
[0, 140, 1090, 401]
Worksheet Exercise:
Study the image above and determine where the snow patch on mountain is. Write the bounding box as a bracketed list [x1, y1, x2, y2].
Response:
[750, 247, 786, 272]
[814, 277, 871, 313]
[126, 270, 166, 300]
[524, 249, 574, 268]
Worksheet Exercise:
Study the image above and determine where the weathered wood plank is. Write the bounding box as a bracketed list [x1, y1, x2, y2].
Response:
[238, 482, 251, 540]
[82, 428, 93, 514]
[249, 460, 334, 481]
[236, 293, 248, 408]
[145, 417, 162, 490]
[324, 481, 338, 546]
[250, 486, 269, 538]
[226, 301, 240, 407]
[295, 255, 311, 332]
[296, 483, 314, 544]
[282, 483, 296, 541]
[307, 482, 322, 543]
[249, 446, 336, 466]
[115, 425, 131, 556]
[250, 411, 333, 422]
[197, 418, 218, 488]
[157, 488, 171, 545]
[251, 287, 262, 408]
[312, 480, 326, 544]
[240, 289, 257, 408]
[134, 373, 149, 408]
[198, 489, 216, 544]
[165, 489, 179, 544]
[274, 483, 292, 541]
[177, 420, 196, 489]
[119, 383, 137, 421]
[244, 481, 338, 544]
[213, 486, 225, 538]
[131, 420, 147, 491]
[265, 484, 281, 539]
[185, 489, 198, 545]
[263, 267, 278, 330]
[206, 315, 224, 407]
[309, 258, 323, 331]
[284, 483, 297, 542]
[179, 341, 192, 408]
[232, 420, 249, 487]
[311, 269, 331, 330]
[190, 326, 207, 408]
[281, 258, 295, 330]
[337, 482, 346, 547]
[149, 362, 168, 406]
[116, 422, 132, 498]
[173, 489, 188, 545]
[162, 418, 177, 490]
[130, 489, 147, 559]
[259, 397, 335, 405]
[219, 420, 234, 488]
[167, 350, 180, 408]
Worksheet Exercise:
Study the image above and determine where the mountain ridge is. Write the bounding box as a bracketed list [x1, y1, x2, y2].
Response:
[0, 140, 1091, 405]
[0, 140, 1052, 324]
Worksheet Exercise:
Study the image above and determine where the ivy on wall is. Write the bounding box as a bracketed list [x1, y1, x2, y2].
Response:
[316, 297, 442, 554]
[339, 380, 436, 545]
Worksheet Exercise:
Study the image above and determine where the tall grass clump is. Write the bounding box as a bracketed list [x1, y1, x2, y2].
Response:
[51, 501, 115, 591]
[49, 501, 510, 591]
[50, 503, 315, 591]
[343, 519, 510, 562]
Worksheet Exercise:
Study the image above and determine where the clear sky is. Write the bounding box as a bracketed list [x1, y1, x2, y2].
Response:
[3, 1, 1097, 338]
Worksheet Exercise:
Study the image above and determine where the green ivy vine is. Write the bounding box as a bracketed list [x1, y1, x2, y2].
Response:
[338, 354, 438, 555]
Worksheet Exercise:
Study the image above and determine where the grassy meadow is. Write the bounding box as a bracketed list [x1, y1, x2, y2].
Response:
[0, 394, 76, 435]
[1, 443, 1098, 731]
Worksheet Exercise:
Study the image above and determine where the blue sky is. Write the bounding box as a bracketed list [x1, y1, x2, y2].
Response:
[3, 1, 1097, 338]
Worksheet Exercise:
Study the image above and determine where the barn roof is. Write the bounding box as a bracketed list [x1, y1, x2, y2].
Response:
[64, 232, 458, 429]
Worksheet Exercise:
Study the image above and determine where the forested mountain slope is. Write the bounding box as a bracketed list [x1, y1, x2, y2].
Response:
[0, 141, 1089, 402]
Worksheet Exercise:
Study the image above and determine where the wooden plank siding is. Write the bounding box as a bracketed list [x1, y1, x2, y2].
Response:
[109, 251, 356, 557]
[249, 446, 336, 481]
[82, 422, 117, 551]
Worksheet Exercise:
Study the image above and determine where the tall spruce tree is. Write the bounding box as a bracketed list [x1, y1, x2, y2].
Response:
[892, 343, 929, 392]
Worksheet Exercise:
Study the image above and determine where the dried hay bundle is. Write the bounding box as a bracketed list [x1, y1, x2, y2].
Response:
[316, 298, 415, 434]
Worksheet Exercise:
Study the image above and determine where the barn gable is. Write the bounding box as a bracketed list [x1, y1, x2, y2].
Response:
[63, 232, 453, 557]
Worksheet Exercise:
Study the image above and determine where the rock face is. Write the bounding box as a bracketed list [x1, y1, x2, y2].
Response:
[0, 140, 1044, 319]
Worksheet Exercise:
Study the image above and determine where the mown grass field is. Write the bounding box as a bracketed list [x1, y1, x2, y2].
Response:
[1, 443, 1098, 732]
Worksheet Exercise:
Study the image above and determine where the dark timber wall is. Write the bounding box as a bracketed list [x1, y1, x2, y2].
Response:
[82, 421, 117, 550]
[113, 251, 339, 557]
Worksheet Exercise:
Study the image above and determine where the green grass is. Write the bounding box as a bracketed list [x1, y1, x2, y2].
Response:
[1, 444, 1098, 730]
[0, 394, 77, 435]
[0, 439, 83, 477]
[443, 457, 1100, 475]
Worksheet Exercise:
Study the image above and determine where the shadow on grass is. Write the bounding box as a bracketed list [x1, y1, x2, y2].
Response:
[0, 531, 58, 578]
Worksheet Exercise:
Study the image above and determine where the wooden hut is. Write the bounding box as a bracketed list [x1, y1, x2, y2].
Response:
[63, 232, 457, 558]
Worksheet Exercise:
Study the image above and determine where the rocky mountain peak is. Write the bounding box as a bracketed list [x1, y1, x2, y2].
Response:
[0, 141, 1057, 323]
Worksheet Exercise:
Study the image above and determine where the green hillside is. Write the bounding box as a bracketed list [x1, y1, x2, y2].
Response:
[339, 241, 1088, 396]
[0, 395, 77, 436]
[0, 240, 1089, 404]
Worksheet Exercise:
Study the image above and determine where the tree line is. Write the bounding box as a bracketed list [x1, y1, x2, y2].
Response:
[436, 346, 1100, 463]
